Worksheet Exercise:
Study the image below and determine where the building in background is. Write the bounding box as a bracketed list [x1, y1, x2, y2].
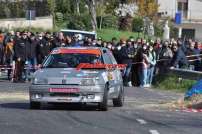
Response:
[158, 0, 202, 41]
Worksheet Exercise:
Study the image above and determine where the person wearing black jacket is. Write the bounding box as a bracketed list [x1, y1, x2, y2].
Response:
[186, 42, 201, 71]
[36, 33, 50, 65]
[170, 45, 189, 69]
[120, 39, 135, 86]
[52, 32, 66, 48]
[25, 33, 38, 81]
[13, 32, 29, 82]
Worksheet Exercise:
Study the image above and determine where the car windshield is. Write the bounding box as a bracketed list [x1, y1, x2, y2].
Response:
[42, 53, 103, 68]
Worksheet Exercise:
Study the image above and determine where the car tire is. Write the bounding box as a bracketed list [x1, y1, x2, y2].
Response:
[30, 101, 41, 109]
[98, 84, 109, 111]
[113, 85, 124, 107]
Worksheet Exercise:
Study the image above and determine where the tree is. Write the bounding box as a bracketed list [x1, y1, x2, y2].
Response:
[85, 0, 97, 31]
[96, 0, 106, 29]
[137, 0, 159, 20]
[114, 2, 138, 31]
[47, 0, 56, 28]
[76, 0, 80, 15]
[104, 0, 119, 14]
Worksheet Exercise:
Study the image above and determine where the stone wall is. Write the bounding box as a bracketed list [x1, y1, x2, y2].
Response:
[0, 16, 53, 30]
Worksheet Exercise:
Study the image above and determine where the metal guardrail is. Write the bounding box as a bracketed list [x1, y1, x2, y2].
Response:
[168, 68, 202, 80]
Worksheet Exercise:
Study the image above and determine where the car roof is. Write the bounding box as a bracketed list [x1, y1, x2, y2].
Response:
[51, 47, 105, 55]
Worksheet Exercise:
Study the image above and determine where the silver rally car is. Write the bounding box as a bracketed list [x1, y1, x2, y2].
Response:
[29, 47, 124, 111]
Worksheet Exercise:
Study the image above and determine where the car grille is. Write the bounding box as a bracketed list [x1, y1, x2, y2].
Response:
[50, 93, 80, 97]
[48, 84, 80, 86]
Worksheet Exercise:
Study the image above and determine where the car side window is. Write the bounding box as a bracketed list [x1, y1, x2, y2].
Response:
[102, 50, 113, 64]
[108, 51, 117, 64]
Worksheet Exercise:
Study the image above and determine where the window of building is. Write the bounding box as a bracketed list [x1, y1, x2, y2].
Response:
[177, 0, 188, 19]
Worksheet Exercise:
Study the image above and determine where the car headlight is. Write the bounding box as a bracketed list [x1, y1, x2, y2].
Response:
[32, 78, 48, 85]
[80, 78, 96, 86]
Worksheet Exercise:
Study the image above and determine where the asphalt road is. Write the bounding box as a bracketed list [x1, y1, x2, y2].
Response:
[0, 80, 202, 134]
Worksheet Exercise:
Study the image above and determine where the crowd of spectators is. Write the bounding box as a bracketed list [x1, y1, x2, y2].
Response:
[0, 30, 201, 87]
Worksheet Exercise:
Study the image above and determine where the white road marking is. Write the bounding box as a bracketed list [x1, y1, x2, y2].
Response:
[149, 130, 160, 134]
[136, 119, 147, 125]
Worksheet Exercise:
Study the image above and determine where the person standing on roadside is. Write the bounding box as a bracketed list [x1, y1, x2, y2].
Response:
[120, 39, 135, 87]
[186, 42, 201, 71]
[113, 38, 126, 64]
[136, 44, 149, 88]
[36, 33, 49, 65]
[170, 45, 189, 69]
[96, 37, 102, 47]
[65, 35, 73, 46]
[52, 32, 66, 48]
[111, 37, 117, 47]
[158, 41, 173, 73]
[0, 31, 4, 65]
[146, 45, 156, 87]
[5, 37, 14, 80]
[13, 32, 29, 82]
[25, 33, 38, 81]
[43, 32, 53, 52]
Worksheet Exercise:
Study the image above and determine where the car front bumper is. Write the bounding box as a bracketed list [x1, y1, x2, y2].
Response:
[29, 84, 105, 103]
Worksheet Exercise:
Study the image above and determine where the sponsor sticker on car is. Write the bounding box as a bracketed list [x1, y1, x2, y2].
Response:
[49, 88, 80, 93]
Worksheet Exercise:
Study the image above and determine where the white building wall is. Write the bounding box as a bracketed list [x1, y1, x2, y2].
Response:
[195, 25, 202, 41]
[188, 0, 202, 20]
[158, 0, 177, 18]
[158, 0, 202, 41]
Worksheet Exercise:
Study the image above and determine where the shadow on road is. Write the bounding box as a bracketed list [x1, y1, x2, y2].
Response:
[0, 102, 29, 109]
[0, 102, 113, 111]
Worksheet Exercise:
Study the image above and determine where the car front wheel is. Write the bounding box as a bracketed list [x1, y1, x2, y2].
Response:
[113, 85, 124, 107]
[98, 84, 109, 111]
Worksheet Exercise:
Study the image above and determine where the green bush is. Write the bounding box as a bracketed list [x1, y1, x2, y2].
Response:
[154, 24, 163, 37]
[97, 15, 118, 29]
[66, 13, 92, 31]
[154, 74, 196, 93]
[170, 25, 178, 38]
[55, 12, 64, 24]
[132, 17, 143, 33]
[97, 28, 143, 41]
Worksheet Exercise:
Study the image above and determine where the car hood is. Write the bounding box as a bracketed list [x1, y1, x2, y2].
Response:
[34, 68, 104, 85]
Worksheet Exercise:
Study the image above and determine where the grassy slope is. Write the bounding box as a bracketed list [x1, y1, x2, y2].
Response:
[97, 29, 144, 41]
[154, 74, 197, 93]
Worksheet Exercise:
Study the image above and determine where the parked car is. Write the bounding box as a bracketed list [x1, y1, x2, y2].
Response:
[29, 47, 124, 111]
[60, 29, 96, 40]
